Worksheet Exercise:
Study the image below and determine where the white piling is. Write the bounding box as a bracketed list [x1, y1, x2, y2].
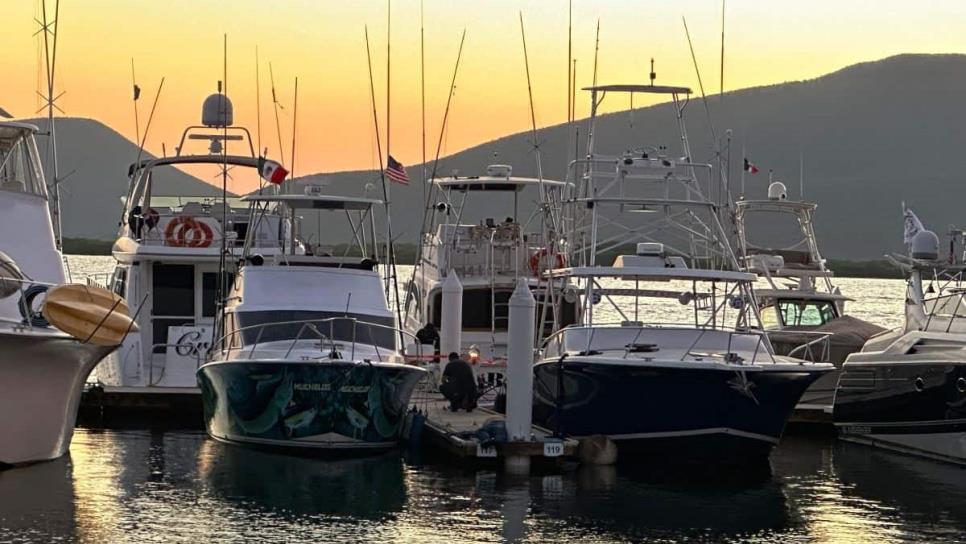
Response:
[506, 278, 535, 442]
[439, 270, 463, 378]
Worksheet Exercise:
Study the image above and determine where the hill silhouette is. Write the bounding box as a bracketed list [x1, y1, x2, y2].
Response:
[38, 54, 966, 258]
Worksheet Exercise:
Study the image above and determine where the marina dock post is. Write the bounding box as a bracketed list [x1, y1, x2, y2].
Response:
[505, 278, 536, 474]
[439, 270, 463, 377]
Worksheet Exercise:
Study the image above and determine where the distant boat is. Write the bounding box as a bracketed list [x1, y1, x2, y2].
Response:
[834, 226, 966, 466]
[531, 82, 832, 463]
[0, 121, 128, 466]
[735, 187, 885, 415]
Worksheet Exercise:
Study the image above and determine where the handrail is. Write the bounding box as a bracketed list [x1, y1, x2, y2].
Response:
[782, 331, 833, 363]
[216, 316, 421, 362]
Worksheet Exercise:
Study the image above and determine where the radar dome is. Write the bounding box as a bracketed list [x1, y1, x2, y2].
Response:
[767, 182, 787, 201]
[202, 92, 233, 127]
[911, 230, 939, 260]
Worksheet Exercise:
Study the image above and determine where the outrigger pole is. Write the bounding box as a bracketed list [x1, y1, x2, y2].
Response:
[37, 0, 63, 250]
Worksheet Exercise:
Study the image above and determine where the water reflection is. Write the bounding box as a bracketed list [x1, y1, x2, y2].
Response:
[197, 441, 407, 518]
[1, 428, 964, 542]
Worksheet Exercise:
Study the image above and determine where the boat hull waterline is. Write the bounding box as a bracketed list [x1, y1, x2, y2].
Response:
[0, 327, 114, 466]
[533, 359, 829, 461]
[198, 360, 426, 452]
[834, 360, 966, 465]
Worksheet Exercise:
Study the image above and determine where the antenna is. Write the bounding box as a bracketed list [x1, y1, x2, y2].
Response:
[36, 0, 64, 249]
[799, 150, 805, 199]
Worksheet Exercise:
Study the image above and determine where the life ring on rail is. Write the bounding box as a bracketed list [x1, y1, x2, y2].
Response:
[164, 216, 214, 248]
[528, 248, 567, 277]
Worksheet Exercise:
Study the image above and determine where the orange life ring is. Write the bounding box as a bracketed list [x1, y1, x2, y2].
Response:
[164, 216, 214, 248]
[528, 248, 567, 276]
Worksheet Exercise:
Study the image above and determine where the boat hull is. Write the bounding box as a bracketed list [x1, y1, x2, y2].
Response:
[0, 326, 115, 466]
[197, 360, 426, 452]
[533, 359, 826, 462]
[834, 361, 966, 465]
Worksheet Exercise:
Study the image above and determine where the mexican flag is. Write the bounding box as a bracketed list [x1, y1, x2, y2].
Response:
[258, 157, 288, 184]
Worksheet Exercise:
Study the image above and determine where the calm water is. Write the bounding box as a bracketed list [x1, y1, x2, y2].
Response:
[2, 256, 959, 543]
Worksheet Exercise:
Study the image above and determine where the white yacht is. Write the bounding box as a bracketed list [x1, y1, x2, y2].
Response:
[0, 121, 128, 466]
[834, 227, 966, 465]
[403, 165, 577, 369]
[91, 90, 285, 413]
[531, 82, 832, 463]
[735, 183, 884, 414]
[198, 192, 427, 452]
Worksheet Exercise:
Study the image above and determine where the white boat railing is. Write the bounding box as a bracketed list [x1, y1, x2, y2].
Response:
[216, 316, 426, 364]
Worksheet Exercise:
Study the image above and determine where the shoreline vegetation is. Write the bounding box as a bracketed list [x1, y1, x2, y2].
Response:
[63, 238, 905, 279]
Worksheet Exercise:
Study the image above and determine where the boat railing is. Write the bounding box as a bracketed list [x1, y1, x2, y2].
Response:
[86, 273, 112, 289]
[781, 331, 833, 363]
[217, 316, 425, 364]
[428, 226, 548, 278]
[542, 323, 778, 364]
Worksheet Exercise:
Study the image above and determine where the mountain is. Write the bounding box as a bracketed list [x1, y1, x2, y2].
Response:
[36, 54, 966, 258]
[25, 117, 226, 240]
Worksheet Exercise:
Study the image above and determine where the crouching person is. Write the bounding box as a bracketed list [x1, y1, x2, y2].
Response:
[440, 352, 478, 412]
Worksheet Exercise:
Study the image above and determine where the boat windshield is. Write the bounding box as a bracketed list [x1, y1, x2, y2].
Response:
[231, 310, 396, 350]
[0, 128, 46, 197]
[761, 299, 838, 329]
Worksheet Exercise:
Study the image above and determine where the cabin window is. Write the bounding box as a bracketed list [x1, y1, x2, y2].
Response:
[777, 299, 837, 327]
[430, 288, 577, 332]
[152, 263, 195, 316]
[235, 310, 396, 349]
[202, 272, 233, 317]
[759, 305, 780, 329]
[111, 267, 127, 298]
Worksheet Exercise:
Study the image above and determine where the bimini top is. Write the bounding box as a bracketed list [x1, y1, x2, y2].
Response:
[583, 84, 692, 95]
[128, 154, 260, 176]
[735, 199, 817, 212]
[548, 265, 757, 283]
[241, 193, 383, 210]
[434, 176, 567, 192]
[0, 121, 40, 139]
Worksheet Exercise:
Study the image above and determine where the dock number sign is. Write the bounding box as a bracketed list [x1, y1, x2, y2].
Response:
[543, 440, 564, 457]
[476, 443, 498, 458]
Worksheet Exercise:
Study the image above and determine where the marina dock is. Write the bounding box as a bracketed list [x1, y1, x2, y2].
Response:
[414, 393, 578, 467]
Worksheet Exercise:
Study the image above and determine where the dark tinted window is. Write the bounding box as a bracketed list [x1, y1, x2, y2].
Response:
[202, 272, 233, 317]
[235, 310, 396, 349]
[152, 263, 194, 316]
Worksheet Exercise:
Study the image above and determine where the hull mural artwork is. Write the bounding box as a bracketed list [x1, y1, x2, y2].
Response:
[198, 361, 426, 450]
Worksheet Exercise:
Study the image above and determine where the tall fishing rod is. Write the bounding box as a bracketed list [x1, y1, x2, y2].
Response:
[290, 76, 298, 180]
[520, 12, 562, 339]
[268, 62, 286, 170]
[363, 25, 402, 342]
[720, 0, 726, 99]
[255, 46, 263, 188]
[384, 0, 403, 331]
[420, 0, 427, 205]
[131, 58, 140, 146]
[567, 0, 572, 126]
[214, 34, 231, 357]
[402, 28, 466, 326]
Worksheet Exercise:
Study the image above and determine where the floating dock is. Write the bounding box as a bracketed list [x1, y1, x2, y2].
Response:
[77, 384, 203, 428]
[414, 394, 578, 468]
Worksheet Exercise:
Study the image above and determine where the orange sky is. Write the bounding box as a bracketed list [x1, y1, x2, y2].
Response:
[2, 1, 966, 193]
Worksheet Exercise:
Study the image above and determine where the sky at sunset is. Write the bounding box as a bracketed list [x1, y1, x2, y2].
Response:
[2, 0, 965, 193]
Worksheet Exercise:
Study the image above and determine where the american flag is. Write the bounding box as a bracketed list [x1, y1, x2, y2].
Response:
[385, 155, 410, 185]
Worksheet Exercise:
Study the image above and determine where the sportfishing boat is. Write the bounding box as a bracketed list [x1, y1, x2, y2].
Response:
[403, 165, 577, 370]
[91, 88, 282, 413]
[834, 219, 966, 465]
[0, 121, 134, 466]
[735, 182, 884, 414]
[197, 191, 427, 452]
[531, 81, 832, 462]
